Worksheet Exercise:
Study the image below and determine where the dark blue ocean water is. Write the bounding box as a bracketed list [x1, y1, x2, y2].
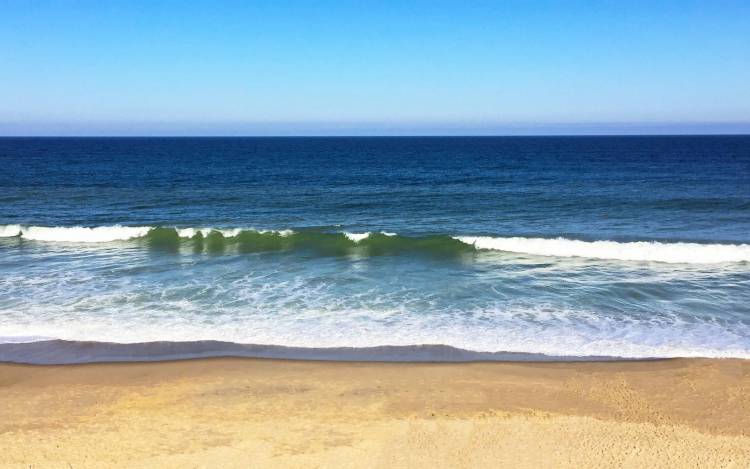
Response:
[1, 136, 749, 361]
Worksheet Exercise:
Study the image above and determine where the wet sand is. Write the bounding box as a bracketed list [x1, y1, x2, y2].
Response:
[1, 358, 748, 468]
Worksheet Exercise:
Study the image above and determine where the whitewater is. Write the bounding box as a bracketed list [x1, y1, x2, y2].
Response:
[2, 136, 749, 363]
[2, 224, 749, 264]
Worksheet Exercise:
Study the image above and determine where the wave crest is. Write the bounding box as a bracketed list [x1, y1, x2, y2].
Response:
[456, 236, 750, 264]
[1, 225, 749, 264]
[0, 224, 151, 242]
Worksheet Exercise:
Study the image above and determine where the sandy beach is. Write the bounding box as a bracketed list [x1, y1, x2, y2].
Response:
[0, 357, 748, 468]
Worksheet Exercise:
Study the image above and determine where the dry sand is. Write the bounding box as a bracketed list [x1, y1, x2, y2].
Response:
[0, 358, 748, 468]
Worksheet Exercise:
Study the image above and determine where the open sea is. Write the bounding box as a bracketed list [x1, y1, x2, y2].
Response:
[1, 136, 749, 363]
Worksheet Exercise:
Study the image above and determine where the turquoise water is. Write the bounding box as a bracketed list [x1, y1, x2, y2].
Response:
[1, 136, 749, 362]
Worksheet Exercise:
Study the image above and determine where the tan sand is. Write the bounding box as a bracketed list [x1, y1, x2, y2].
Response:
[0, 358, 748, 468]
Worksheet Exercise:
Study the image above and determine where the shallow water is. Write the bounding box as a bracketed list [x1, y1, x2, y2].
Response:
[1, 136, 749, 361]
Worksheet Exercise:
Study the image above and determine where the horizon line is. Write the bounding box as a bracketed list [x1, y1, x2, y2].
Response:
[2, 120, 749, 138]
[1, 133, 749, 138]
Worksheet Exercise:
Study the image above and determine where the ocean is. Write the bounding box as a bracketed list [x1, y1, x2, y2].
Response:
[1, 136, 749, 363]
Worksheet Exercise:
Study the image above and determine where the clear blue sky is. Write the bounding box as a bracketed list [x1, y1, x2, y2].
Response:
[1, 1, 749, 135]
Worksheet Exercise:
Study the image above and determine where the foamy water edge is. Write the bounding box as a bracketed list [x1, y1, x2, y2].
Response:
[2, 224, 749, 264]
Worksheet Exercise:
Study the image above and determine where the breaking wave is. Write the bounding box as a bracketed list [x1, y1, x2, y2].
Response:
[456, 236, 750, 264]
[1, 225, 749, 264]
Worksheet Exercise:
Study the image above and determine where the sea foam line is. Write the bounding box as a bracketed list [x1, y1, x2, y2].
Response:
[0, 225, 291, 243]
[343, 231, 396, 242]
[1, 225, 749, 264]
[455, 236, 750, 264]
[0, 224, 152, 242]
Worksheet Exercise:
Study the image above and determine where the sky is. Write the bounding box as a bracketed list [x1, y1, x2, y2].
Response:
[1, 1, 749, 136]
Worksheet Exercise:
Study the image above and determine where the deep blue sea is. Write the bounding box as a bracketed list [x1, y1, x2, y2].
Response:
[1, 136, 749, 363]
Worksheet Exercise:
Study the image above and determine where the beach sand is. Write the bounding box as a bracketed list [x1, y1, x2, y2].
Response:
[1, 358, 748, 468]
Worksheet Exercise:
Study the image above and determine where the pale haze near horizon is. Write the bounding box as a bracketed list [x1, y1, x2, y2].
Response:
[1, 1, 748, 136]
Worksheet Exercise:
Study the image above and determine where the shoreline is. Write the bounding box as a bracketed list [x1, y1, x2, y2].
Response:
[1, 357, 748, 467]
[2, 339, 743, 364]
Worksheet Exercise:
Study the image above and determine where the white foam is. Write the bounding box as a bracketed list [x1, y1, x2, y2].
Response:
[343, 231, 397, 242]
[175, 227, 238, 238]
[175, 227, 295, 238]
[0, 224, 22, 238]
[5, 225, 151, 243]
[254, 228, 294, 237]
[1, 305, 748, 359]
[175, 227, 201, 238]
[344, 232, 371, 242]
[455, 236, 750, 264]
[1, 263, 748, 359]
[3, 225, 749, 264]
[0, 225, 298, 243]
[216, 228, 242, 237]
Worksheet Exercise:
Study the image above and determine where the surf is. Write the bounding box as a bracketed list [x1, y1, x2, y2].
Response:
[455, 236, 750, 264]
[2, 224, 749, 264]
